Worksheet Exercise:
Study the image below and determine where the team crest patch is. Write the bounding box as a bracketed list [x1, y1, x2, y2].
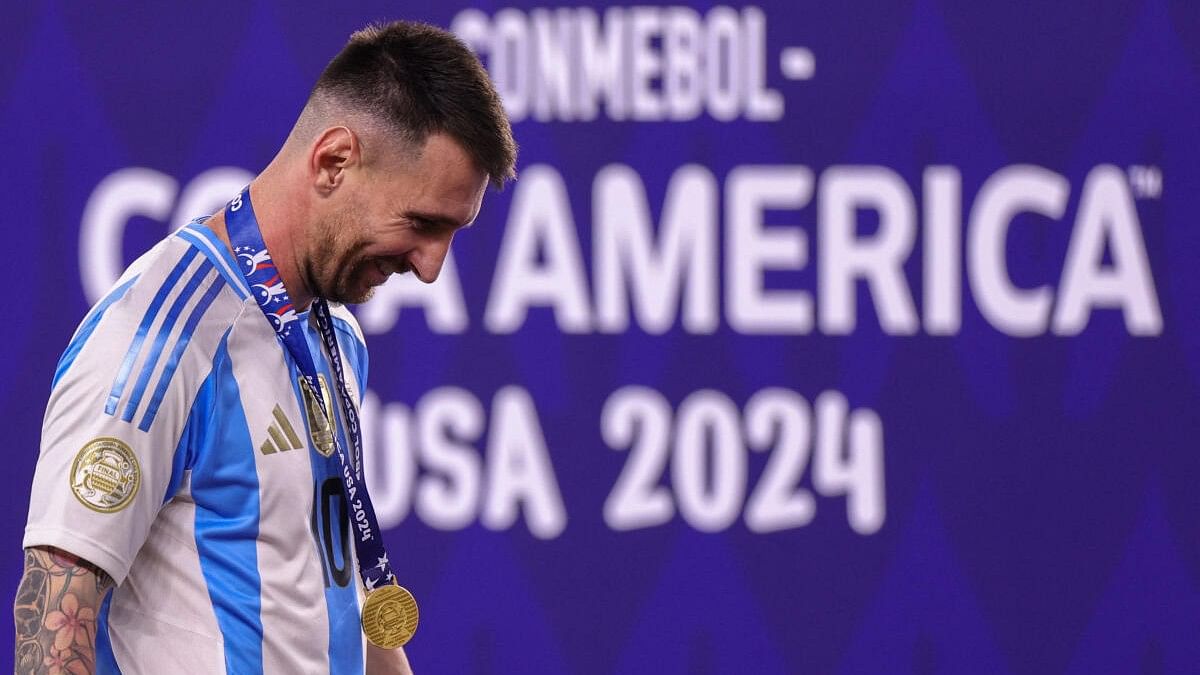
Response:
[70, 437, 140, 513]
[300, 374, 336, 457]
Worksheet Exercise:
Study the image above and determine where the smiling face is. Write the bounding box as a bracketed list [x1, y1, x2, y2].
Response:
[305, 132, 488, 304]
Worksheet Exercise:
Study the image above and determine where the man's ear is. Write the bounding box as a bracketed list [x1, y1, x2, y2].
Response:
[309, 126, 359, 195]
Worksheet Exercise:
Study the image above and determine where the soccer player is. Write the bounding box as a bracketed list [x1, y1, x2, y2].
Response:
[14, 20, 515, 674]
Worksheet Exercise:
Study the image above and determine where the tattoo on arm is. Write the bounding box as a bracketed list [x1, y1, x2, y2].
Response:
[14, 546, 113, 675]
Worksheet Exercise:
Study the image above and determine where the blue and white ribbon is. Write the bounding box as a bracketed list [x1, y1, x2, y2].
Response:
[226, 187, 394, 592]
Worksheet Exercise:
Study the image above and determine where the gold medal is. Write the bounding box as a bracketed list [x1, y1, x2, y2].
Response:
[361, 584, 419, 649]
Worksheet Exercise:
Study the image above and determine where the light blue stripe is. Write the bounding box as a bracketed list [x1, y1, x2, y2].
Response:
[331, 317, 369, 396]
[298, 323, 363, 674]
[159, 340, 226, 504]
[105, 248, 199, 415]
[53, 275, 139, 390]
[192, 334, 264, 673]
[139, 276, 227, 432]
[325, 581, 363, 673]
[178, 223, 249, 300]
[94, 594, 121, 674]
[122, 261, 213, 423]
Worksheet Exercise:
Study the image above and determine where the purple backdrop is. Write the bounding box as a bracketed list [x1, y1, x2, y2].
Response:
[5, 1, 1200, 673]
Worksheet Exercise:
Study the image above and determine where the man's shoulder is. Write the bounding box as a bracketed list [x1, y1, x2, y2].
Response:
[95, 228, 250, 332]
[46, 230, 260, 437]
[56, 230, 253, 395]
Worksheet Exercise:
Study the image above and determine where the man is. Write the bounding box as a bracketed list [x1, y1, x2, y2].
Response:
[14, 20, 515, 674]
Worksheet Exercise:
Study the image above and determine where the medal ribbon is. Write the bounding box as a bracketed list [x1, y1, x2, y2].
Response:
[225, 187, 396, 593]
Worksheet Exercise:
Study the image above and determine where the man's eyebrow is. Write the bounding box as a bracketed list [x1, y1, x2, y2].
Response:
[405, 210, 473, 229]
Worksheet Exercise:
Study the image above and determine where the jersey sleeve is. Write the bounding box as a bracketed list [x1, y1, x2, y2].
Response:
[23, 241, 241, 585]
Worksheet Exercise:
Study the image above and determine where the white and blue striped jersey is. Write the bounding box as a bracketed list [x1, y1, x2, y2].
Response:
[24, 221, 371, 674]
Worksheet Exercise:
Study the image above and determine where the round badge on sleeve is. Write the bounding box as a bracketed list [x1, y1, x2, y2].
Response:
[361, 584, 419, 649]
[70, 437, 141, 513]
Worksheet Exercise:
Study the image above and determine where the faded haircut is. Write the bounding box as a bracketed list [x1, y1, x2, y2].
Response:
[309, 20, 516, 188]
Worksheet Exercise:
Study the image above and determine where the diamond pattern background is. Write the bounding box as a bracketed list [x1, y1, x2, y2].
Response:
[3, 1, 1198, 673]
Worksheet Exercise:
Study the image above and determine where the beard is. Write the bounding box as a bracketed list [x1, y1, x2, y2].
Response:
[327, 254, 378, 305]
[304, 211, 379, 305]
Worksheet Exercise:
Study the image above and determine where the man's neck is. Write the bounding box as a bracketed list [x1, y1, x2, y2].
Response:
[204, 178, 315, 310]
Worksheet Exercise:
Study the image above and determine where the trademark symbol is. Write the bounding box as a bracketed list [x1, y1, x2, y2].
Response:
[1128, 165, 1162, 199]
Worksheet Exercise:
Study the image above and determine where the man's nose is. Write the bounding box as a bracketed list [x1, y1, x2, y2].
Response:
[410, 233, 454, 283]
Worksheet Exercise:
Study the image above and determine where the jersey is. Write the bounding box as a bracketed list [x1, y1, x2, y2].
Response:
[23, 221, 371, 674]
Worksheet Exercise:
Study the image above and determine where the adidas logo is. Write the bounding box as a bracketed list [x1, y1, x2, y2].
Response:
[261, 404, 304, 455]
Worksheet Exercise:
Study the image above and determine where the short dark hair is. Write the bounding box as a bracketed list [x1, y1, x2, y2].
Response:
[312, 21, 516, 188]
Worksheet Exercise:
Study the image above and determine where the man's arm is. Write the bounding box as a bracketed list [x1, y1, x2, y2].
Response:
[14, 546, 113, 675]
[365, 642, 413, 675]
